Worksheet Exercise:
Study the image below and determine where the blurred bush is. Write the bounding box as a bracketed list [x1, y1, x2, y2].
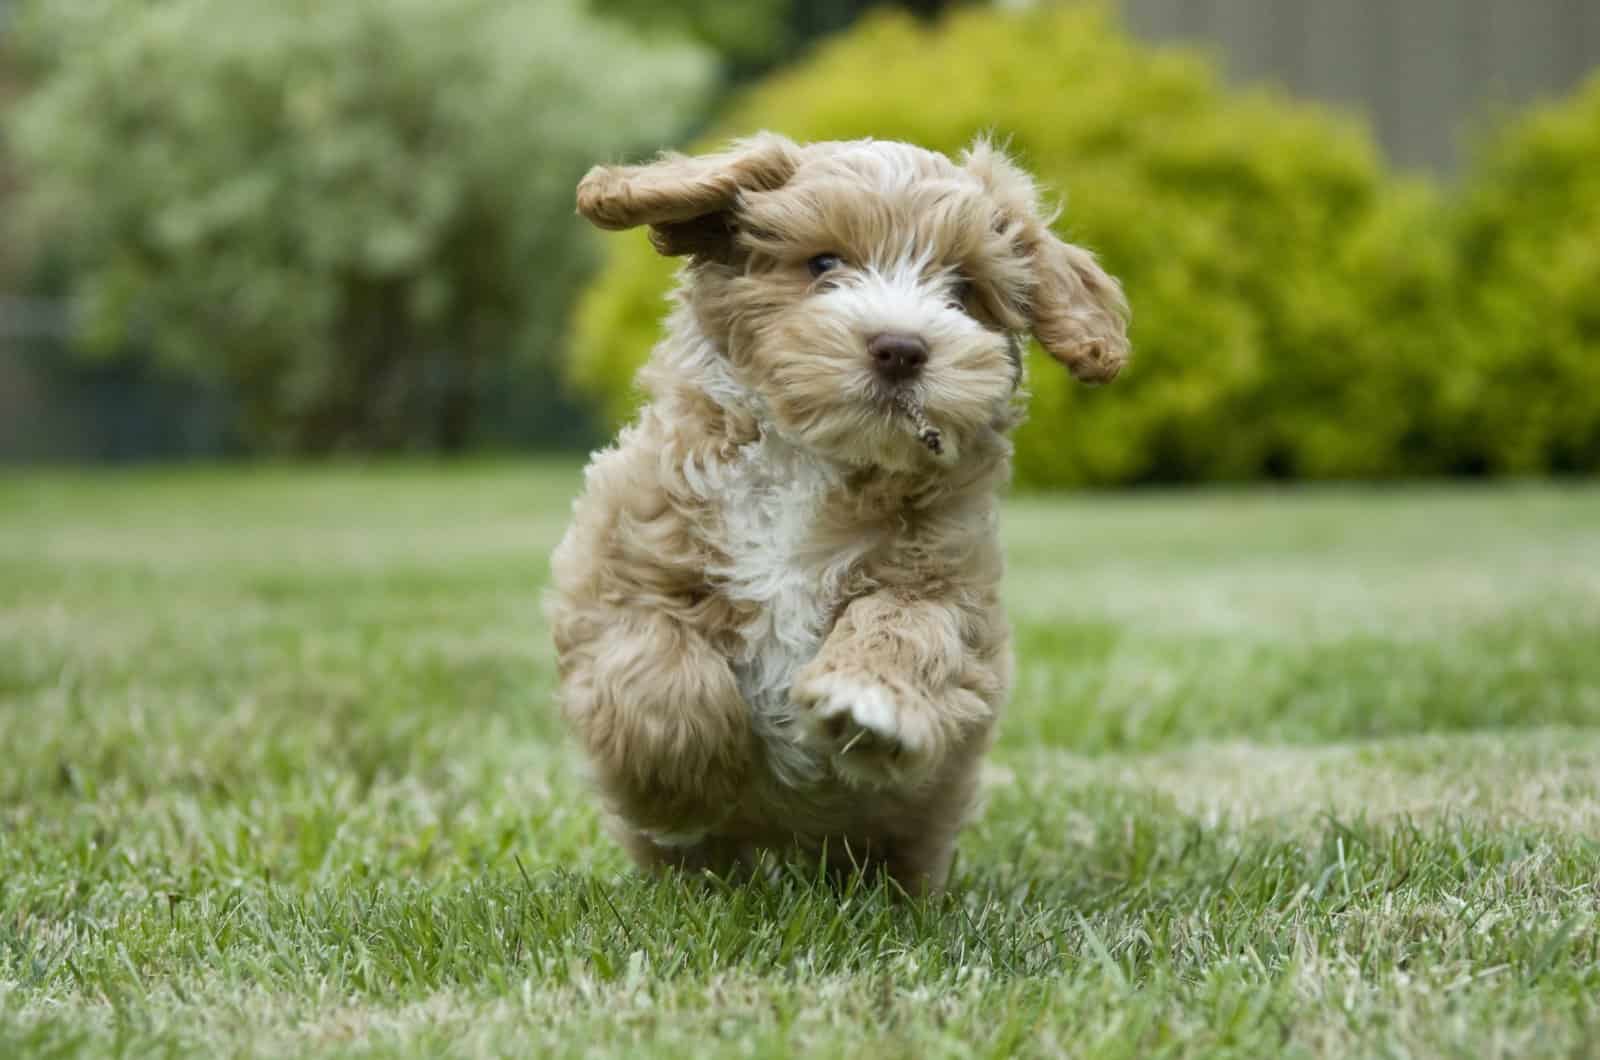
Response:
[1451, 71, 1600, 475]
[595, 0, 793, 72]
[0, 31, 25, 290]
[572, 5, 1471, 486]
[595, 0, 968, 84]
[8, 0, 712, 452]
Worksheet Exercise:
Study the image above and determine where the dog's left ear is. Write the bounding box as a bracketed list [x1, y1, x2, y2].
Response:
[576, 132, 801, 259]
[1027, 233, 1130, 384]
[963, 138, 1130, 384]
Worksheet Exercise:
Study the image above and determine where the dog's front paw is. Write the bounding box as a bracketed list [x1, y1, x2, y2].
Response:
[791, 671, 939, 789]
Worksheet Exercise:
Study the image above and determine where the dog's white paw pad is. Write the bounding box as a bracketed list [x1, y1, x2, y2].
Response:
[793, 674, 935, 786]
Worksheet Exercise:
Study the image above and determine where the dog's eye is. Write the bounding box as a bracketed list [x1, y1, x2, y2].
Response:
[807, 254, 844, 278]
[948, 276, 974, 309]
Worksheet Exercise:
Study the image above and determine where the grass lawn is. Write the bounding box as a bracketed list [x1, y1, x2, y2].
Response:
[1, 463, 1598, 1058]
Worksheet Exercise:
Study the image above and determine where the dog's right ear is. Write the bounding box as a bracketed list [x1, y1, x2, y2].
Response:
[576, 132, 801, 259]
[962, 136, 1130, 384]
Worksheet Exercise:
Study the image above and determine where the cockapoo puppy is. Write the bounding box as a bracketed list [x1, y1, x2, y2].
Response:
[548, 133, 1128, 895]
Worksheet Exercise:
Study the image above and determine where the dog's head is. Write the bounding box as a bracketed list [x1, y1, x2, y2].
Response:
[578, 133, 1129, 470]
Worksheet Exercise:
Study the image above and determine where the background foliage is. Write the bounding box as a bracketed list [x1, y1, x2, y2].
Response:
[2, 0, 1598, 478]
[576, 3, 1600, 486]
[1452, 70, 1600, 476]
[573, 6, 1485, 486]
[0, 26, 24, 290]
[591, 0, 964, 79]
[7, 0, 712, 452]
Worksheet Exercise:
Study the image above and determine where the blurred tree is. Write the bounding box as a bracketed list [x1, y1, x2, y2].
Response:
[594, 0, 967, 80]
[593, 0, 793, 71]
[9, 0, 713, 453]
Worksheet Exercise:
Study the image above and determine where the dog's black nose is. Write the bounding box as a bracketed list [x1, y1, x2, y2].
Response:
[867, 333, 928, 384]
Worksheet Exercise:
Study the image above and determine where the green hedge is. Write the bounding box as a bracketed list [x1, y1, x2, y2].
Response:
[1451, 71, 1600, 475]
[571, 5, 1474, 486]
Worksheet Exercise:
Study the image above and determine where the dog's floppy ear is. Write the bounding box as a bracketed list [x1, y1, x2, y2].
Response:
[1027, 233, 1130, 384]
[576, 132, 801, 258]
[962, 137, 1130, 384]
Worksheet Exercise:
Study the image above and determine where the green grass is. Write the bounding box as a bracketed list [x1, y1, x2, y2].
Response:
[2, 464, 1598, 1058]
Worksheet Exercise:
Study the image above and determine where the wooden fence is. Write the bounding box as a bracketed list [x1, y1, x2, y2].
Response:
[1123, 0, 1600, 173]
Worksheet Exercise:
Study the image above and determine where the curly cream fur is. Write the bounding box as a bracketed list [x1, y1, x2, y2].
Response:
[552, 133, 1128, 894]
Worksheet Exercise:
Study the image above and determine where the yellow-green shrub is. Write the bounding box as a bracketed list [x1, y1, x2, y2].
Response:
[1451, 71, 1600, 474]
[571, 5, 1455, 486]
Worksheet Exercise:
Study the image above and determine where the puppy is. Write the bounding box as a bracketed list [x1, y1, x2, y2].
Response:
[549, 133, 1128, 895]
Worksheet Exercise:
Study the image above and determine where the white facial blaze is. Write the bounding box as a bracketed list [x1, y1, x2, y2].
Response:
[821, 257, 975, 363]
[804, 256, 1010, 464]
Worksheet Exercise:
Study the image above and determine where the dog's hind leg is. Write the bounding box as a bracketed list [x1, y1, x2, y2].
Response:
[554, 607, 752, 856]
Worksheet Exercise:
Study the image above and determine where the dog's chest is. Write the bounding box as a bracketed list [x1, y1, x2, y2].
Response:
[701, 436, 870, 780]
